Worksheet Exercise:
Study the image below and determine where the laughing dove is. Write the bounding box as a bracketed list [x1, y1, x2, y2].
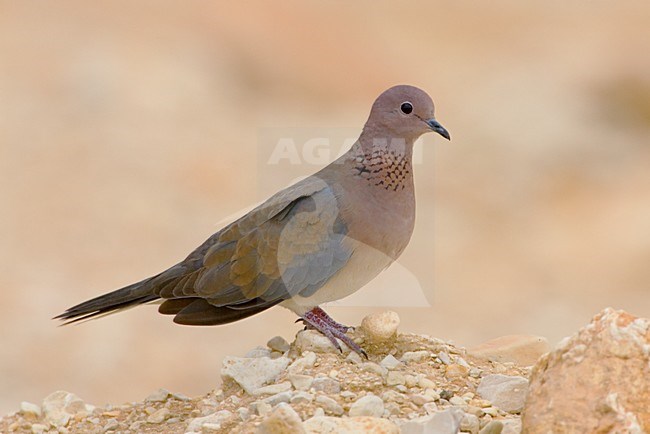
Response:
[56, 85, 450, 356]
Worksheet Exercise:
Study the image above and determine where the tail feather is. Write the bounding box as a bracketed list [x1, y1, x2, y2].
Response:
[54, 277, 160, 325]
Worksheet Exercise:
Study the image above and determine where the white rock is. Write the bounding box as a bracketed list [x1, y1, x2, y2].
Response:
[146, 407, 170, 424]
[360, 311, 400, 342]
[345, 351, 362, 364]
[437, 352, 452, 365]
[252, 381, 292, 396]
[386, 371, 406, 386]
[221, 356, 290, 394]
[42, 391, 88, 427]
[460, 413, 480, 434]
[380, 354, 401, 369]
[263, 391, 293, 407]
[288, 351, 317, 374]
[145, 388, 170, 403]
[288, 373, 314, 391]
[267, 336, 291, 353]
[252, 401, 273, 416]
[311, 377, 340, 394]
[185, 410, 233, 432]
[30, 423, 47, 434]
[20, 401, 41, 418]
[303, 416, 399, 433]
[479, 420, 504, 434]
[361, 362, 387, 377]
[103, 417, 119, 431]
[400, 351, 429, 363]
[246, 346, 273, 358]
[477, 374, 529, 413]
[399, 408, 464, 434]
[256, 402, 305, 434]
[349, 394, 384, 417]
[290, 392, 314, 404]
[501, 418, 522, 434]
[449, 396, 466, 406]
[315, 395, 343, 416]
[294, 330, 350, 354]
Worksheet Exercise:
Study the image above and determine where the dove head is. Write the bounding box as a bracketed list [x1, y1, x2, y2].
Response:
[361, 85, 450, 153]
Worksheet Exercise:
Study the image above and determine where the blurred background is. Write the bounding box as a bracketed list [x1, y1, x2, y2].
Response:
[1, 0, 650, 415]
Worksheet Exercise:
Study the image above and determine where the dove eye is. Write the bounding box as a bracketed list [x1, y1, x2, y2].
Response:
[400, 102, 413, 114]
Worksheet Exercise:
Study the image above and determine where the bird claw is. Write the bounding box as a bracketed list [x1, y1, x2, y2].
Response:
[299, 307, 368, 358]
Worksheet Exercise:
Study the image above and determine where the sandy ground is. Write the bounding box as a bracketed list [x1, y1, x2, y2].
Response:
[1, 1, 650, 415]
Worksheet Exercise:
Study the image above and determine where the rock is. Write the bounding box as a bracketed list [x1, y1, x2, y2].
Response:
[444, 363, 469, 379]
[303, 416, 399, 433]
[436, 351, 452, 365]
[146, 407, 170, 424]
[469, 335, 550, 366]
[30, 424, 47, 434]
[288, 373, 314, 391]
[349, 393, 384, 417]
[267, 336, 291, 353]
[315, 395, 343, 416]
[145, 388, 170, 403]
[20, 401, 41, 418]
[449, 396, 466, 406]
[42, 391, 88, 427]
[386, 371, 405, 386]
[103, 417, 119, 431]
[221, 356, 290, 394]
[400, 350, 429, 363]
[479, 420, 504, 434]
[186, 410, 233, 432]
[256, 403, 305, 434]
[252, 401, 273, 416]
[246, 346, 273, 358]
[360, 311, 400, 343]
[460, 413, 480, 434]
[477, 374, 528, 413]
[290, 392, 314, 404]
[501, 419, 521, 434]
[399, 408, 464, 434]
[311, 377, 340, 394]
[380, 354, 401, 369]
[361, 362, 387, 377]
[263, 391, 292, 407]
[294, 330, 351, 354]
[288, 351, 317, 374]
[522, 308, 650, 433]
[252, 381, 292, 396]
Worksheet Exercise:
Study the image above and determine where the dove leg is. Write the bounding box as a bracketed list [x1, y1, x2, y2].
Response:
[297, 307, 352, 333]
[300, 307, 367, 358]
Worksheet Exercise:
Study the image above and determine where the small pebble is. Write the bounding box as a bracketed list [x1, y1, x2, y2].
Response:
[315, 395, 343, 416]
[386, 371, 406, 386]
[146, 407, 170, 424]
[145, 388, 170, 403]
[348, 393, 384, 417]
[400, 350, 429, 363]
[479, 420, 504, 434]
[380, 354, 401, 369]
[267, 336, 290, 353]
[290, 391, 314, 404]
[360, 311, 400, 342]
[311, 377, 340, 394]
[288, 373, 314, 391]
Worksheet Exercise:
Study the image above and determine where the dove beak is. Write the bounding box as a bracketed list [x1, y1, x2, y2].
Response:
[426, 119, 451, 140]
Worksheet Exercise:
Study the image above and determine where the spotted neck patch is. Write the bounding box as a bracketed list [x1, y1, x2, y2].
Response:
[351, 149, 412, 191]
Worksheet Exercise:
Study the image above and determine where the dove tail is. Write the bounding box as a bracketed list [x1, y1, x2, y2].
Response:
[54, 278, 159, 325]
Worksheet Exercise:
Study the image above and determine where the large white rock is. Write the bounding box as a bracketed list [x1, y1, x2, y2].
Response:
[477, 374, 528, 414]
[221, 355, 290, 394]
[256, 403, 305, 434]
[42, 391, 89, 427]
